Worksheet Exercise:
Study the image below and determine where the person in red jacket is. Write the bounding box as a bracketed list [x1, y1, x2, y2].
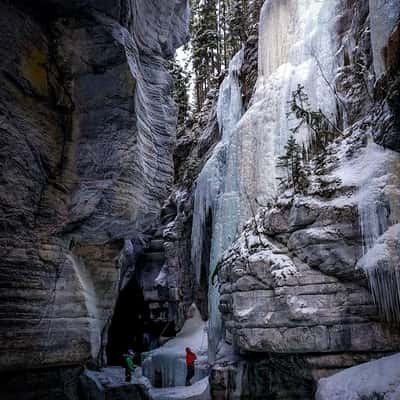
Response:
[185, 347, 197, 386]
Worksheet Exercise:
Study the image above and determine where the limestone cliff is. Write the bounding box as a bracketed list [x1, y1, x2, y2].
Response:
[183, 0, 400, 398]
[0, 0, 189, 397]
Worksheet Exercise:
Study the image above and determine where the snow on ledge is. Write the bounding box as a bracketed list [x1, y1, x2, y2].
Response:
[316, 353, 400, 400]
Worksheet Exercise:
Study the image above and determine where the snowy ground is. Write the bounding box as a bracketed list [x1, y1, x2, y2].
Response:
[316, 353, 400, 400]
[82, 367, 210, 400]
[149, 377, 210, 400]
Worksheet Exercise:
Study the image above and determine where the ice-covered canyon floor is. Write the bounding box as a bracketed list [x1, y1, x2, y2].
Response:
[80, 305, 211, 400]
[80, 368, 210, 400]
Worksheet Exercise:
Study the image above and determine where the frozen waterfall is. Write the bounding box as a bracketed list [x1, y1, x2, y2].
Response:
[191, 49, 244, 362]
[142, 304, 208, 388]
[192, 0, 342, 361]
[352, 140, 400, 324]
[237, 0, 339, 209]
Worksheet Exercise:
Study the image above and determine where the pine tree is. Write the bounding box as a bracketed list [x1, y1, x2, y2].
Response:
[287, 84, 340, 153]
[226, 0, 247, 57]
[168, 60, 190, 127]
[191, 0, 220, 109]
[276, 135, 309, 194]
[189, 0, 265, 110]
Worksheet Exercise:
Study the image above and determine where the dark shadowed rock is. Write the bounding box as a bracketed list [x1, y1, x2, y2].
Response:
[0, 0, 189, 396]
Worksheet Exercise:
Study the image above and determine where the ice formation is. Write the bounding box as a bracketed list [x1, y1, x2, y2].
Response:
[344, 140, 400, 254]
[357, 225, 400, 324]
[142, 304, 208, 388]
[192, 0, 340, 360]
[191, 49, 244, 361]
[240, 0, 339, 206]
[369, 0, 400, 78]
[334, 136, 400, 323]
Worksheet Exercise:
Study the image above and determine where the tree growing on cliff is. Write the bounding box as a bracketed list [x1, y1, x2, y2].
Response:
[276, 135, 309, 194]
[191, 0, 219, 109]
[226, 0, 247, 55]
[169, 59, 190, 127]
[287, 84, 340, 154]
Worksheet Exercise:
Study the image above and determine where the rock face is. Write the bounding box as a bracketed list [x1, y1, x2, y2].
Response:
[0, 0, 189, 397]
[217, 212, 400, 395]
[204, 0, 400, 398]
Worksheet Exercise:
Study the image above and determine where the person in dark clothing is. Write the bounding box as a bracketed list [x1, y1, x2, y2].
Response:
[123, 349, 136, 383]
[185, 347, 197, 386]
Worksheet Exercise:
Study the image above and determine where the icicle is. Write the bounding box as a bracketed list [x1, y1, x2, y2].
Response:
[353, 139, 400, 323]
[357, 224, 400, 325]
[367, 268, 400, 325]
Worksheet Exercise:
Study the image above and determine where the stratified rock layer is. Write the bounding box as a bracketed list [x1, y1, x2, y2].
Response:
[0, 0, 188, 396]
[208, 0, 400, 398]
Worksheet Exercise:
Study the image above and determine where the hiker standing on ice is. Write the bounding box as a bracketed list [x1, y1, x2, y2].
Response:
[185, 347, 197, 386]
[123, 349, 136, 383]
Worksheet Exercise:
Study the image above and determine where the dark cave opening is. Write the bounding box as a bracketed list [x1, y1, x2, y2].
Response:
[196, 210, 213, 320]
[106, 271, 176, 366]
[106, 278, 147, 366]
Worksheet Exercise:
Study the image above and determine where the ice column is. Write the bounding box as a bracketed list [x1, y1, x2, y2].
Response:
[191, 50, 244, 361]
[356, 141, 400, 323]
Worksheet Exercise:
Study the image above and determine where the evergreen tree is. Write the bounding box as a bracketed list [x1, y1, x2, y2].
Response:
[226, 0, 247, 57]
[191, 0, 220, 109]
[276, 135, 309, 194]
[169, 60, 190, 127]
[287, 84, 340, 153]
[189, 0, 265, 110]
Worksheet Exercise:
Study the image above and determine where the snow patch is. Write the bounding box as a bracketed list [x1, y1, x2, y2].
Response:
[316, 353, 400, 400]
[149, 377, 210, 400]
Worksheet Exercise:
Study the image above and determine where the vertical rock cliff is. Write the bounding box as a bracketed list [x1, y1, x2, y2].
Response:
[181, 0, 400, 398]
[0, 0, 189, 397]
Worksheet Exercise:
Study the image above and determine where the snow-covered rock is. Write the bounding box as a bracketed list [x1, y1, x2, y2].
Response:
[79, 367, 210, 400]
[316, 353, 400, 400]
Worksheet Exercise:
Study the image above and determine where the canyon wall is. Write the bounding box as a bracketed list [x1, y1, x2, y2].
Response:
[0, 0, 189, 397]
[192, 0, 400, 398]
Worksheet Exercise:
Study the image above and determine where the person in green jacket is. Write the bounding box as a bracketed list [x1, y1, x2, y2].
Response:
[123, 349, 136, 382]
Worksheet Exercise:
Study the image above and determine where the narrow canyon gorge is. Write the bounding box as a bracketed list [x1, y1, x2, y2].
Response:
[0, 0, 399, 399]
